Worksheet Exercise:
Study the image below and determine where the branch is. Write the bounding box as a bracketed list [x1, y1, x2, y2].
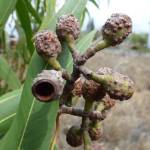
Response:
[76, 39, 109, 65]
[59, 105, 106, 121]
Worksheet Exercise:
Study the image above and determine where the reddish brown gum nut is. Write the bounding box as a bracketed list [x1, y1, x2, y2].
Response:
[97, 67, 135, 101]
[32, 70, 64, 102]
[82, 79, 106, 101]
[56, 14, 80, 40]
[34, 30, 62, 59]
[102, 94, 116, 110]
[102, 13, 132, 46]
[72, 77, 84, 97]
[88, 124, 102, 141]
[66, 126, 83, 147]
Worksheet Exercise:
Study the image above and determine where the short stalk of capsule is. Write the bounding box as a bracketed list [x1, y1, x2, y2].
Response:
[83, 130, 92, 150]
[47, 57, 62, 70]
[81, 100, 93, 150]
[79, 39, 110, 65]
[88, 101, 105, 141]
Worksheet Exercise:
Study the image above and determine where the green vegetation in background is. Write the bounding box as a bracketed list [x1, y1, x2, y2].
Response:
[129, 33, 149, 51]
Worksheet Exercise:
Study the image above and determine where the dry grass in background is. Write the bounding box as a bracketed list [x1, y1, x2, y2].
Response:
[59, 49, 150, 150]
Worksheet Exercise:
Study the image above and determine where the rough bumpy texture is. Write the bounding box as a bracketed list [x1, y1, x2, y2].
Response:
[34, 30, 62, 58]
[56, 14, 80, 40]
[107, 72, 135, 100]
[66, 126, 83, 147]
[102, 94, 116, 110]
[82, 68, 111, 101]
[97, 67, 135, 101]
[97, 67, 113, 75]
[72, 77, 84, 97]
[102, 13, 132, 46]
[82, 79, 106, 101]
[88, 123, 102, 141]
[32, 70, 64, 102]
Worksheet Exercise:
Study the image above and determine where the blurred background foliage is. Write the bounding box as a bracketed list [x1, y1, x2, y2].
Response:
[129, 33, 148, 50]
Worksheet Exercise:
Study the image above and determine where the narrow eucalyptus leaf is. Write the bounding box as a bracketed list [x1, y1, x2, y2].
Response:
[0, 1, 89, 150]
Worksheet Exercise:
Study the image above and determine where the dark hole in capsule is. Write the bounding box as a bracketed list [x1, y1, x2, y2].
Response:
[34, 81, 55, 102]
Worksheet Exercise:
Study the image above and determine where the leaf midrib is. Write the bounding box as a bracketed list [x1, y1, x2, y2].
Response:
[0, 95, 18, 104]
[0, 113, 16, 124]
[17, 100, 35, 150]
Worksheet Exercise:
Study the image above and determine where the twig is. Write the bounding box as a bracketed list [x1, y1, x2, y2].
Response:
[76, 65, 112, 85]
[59, 105, 106, 120]
[49, 114, 60, 150]
[76, 39, 109, 65]
[81, 100, 93, 150]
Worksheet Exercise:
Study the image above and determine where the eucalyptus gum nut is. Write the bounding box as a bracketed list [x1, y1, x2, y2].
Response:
[66, 126, 83, 147]
[88, 127, 102, 141]
[56, 14, 80, 40]
[106, 72, 135, 100]
[82, 79, 106, 102]
[32, 70, 65, 102]
[97, 67, 135, 100]
[102, 13, 132, 46]
[34, 30, 62, 59]
[82, 67, 113, 102]
[102, 96, 116, 110]
[72, 77, 84, 97]
[88, 122, 102, 141]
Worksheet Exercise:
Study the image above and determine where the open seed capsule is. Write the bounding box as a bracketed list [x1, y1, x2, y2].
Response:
[32, 70, 64, 102]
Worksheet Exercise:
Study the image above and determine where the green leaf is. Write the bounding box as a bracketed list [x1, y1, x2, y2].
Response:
[46, 0, 56, 16]
[0, 30, 96, 140]
[25, 0, 41, 24]
[76, 31, 96, 53]
[0, 90, 21, 138]
[40, 0, 56, 30]
[0, 56, 21, 89]
[58, 0, 87, 19]
[0, 1, 88, 150]
[41, 0, 87, 31]
[89, 0, 99, 8]
[15, 21, 30, 64]
[16, 0, 34, 55]
[0, 0, 17, 31]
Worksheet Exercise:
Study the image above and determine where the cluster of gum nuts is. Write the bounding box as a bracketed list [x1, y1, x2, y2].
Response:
[32, 13, 135, 148]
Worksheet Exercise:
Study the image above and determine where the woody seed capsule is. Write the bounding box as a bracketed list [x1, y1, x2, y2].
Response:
[56, 14, 80, 40]
[32, 70, 64, 102]
[66, 126, 83, 147]
[102, 13, 132, 46]
[97, 67, 135, 100]
[34, 30, 62, 59]
[88, 122, 102, 141]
